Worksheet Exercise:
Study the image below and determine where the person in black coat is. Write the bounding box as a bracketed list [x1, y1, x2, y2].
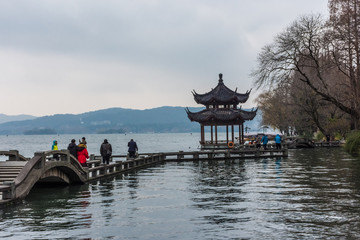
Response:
[128, 139, 138, 158]
[100, 139, 112, 164]
[67, 139, 79, 159]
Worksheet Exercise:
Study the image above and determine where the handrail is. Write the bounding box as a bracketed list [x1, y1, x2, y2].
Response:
[0, 150, 29, 161]
[36, 150, 88, 177]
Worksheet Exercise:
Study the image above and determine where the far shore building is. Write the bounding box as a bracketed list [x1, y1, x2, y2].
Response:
[186, 73, 257, 148]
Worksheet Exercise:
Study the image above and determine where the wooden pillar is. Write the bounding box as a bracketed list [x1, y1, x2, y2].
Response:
[211, 125, 213, 144]
[226, 125, 229, 143]
[201, 124, 205, 144]
[241, 123, 244, 144]
[231, 125, 234, 143]
[239, 124, 241, 144]
[215, 125, 218, 144]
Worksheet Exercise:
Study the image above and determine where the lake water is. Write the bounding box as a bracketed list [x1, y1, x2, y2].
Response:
[0, 133, 203, 159]
[1, 133, 360, 239]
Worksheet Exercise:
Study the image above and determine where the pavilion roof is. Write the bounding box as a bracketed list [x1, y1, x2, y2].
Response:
[185, 107, 257, 125]
[192, 73, 251, 106]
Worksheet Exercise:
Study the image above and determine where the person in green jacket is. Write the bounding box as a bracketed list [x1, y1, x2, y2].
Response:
[52, 140, 59, 160]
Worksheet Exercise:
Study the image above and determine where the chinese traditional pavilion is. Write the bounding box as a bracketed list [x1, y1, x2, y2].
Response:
[186, 73, 257, 147]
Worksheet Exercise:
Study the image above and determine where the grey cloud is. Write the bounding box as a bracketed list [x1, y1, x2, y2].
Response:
[0, 0, 328, 115]
[0, 1, 251, 70]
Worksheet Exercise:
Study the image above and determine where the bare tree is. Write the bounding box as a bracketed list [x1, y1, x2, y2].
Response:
[256, 72, 348, 137]
[328, 0, 360, 129]
[252, 13, 360, 130]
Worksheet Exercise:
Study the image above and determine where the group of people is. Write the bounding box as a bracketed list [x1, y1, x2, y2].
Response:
[254, 134, 282, 150]
[51, 137, 138, 168]
[67, 137, 88, 167]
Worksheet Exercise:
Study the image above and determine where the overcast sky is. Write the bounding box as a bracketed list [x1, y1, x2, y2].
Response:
[0, 0, 329, 116]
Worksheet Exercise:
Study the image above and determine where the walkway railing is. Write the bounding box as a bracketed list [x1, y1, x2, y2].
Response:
[86, 153, 165, 180]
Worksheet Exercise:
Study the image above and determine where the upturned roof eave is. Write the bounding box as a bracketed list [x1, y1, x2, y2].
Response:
[193, 88, 251, 105]
[186, 108, 257, 123]
[192, 74, 252, 105]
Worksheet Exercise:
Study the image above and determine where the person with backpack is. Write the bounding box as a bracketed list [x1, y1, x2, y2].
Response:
[100, 139, 112, 164]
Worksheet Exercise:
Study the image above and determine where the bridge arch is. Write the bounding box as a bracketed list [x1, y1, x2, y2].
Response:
[38, 167, 71, 184]
[13, 150, 88, 200]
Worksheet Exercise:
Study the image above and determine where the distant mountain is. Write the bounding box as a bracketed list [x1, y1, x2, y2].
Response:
[0, 106, 262, 135]
[0, 114, 37, 124]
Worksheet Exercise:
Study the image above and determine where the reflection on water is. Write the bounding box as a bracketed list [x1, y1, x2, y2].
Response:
[1, 148, 360, 239]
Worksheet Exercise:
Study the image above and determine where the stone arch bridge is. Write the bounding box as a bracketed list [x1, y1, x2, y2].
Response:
[0, 150, 88, 204]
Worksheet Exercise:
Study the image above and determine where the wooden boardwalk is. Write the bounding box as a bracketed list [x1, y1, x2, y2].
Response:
[0, 148, 287, 207]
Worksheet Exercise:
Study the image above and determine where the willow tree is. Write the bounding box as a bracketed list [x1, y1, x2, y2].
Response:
[252, 13, 360, 130]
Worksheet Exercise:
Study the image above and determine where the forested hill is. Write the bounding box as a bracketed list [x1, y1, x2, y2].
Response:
[0, 107, 261, 135]
[0, 114, 36, 124]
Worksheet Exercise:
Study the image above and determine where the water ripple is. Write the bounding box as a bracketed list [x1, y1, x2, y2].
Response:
[2, 148, 360, 239]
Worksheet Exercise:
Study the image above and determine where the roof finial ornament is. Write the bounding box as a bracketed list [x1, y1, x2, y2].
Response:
[219, 73, 223, 83]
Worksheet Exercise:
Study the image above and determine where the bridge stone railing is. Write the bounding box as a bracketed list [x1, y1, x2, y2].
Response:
[34, 150, 88, 182]
[0, 150, 29, 161]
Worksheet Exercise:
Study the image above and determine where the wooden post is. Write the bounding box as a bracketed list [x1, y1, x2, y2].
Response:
[201, 124, 205, 144]
[284, 147, 288, 157]
[241, 123, 244, 144]
[239, 124, 241, 144]
[231, 125, 234, 143]
[226, 125, 229, 143]
[215, 125, 218, 144]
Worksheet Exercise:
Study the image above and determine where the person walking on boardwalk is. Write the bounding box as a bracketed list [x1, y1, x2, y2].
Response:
[52, 140, 59, 160]
[77, 143, 89, 167]
[67, 139, 79, 159]
[128, 139, 138, 158]
[275, 134, 282, 149]
[261, 134, 268, 150]
[100, 139, 112, 164]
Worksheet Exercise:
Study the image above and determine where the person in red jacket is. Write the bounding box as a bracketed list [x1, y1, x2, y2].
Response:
[77, 143, 89, 167]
